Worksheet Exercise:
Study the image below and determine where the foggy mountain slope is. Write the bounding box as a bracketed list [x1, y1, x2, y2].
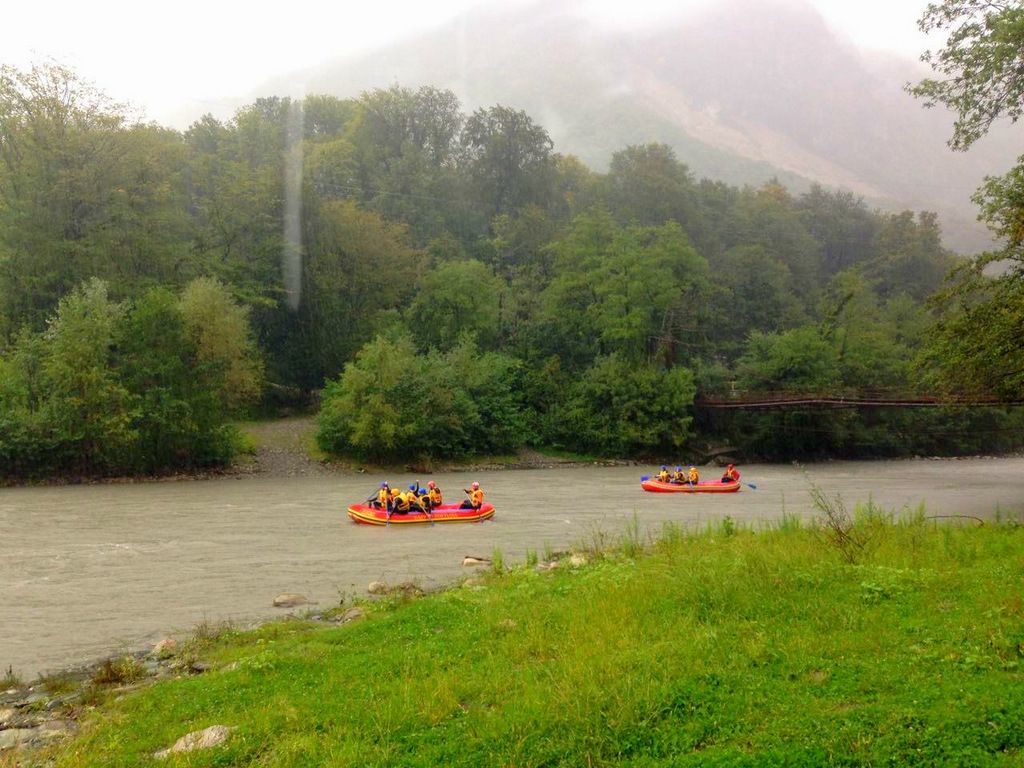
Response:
[262, 0, 1020, 251]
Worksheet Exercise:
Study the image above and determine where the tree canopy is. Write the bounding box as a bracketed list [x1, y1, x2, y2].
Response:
[1, 61, 1019, 474]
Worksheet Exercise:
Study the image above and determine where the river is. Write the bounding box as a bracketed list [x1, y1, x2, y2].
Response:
[2, 457, 1022, 678]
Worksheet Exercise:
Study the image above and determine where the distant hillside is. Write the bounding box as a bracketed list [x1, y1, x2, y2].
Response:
[261, 0, 1021, 252]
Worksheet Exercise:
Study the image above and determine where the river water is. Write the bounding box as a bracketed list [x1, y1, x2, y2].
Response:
[2, 458, 1022, 677]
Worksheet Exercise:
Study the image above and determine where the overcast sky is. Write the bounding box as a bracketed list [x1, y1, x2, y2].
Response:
[3, 0, 935, 127]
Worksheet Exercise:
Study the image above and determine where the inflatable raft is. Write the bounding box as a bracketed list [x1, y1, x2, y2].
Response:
[347, 502, 495, 526]
[641, 478, 740, 493]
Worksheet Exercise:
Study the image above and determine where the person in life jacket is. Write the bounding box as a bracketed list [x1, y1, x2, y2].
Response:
[426, 480, 442, 507]
[721, 464, 740, 483]
[392, 485, 421, 514]
[406, 483, 426, 513]
[688, 466, 700, 485]
[374, 482, 391, 510]
[657, 465, 670, 483]
[391, 487, 413, 514]
[461, 481, 484, 509]
[672, 466, 687, 484]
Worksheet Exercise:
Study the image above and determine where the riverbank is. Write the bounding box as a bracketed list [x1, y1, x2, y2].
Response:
[4, 414, 1022, 489]
[10, 513, 1023, 766]
[0, 417, 634, 489]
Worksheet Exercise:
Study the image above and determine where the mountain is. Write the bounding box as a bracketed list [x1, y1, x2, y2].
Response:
[260, 0, 1021, 252]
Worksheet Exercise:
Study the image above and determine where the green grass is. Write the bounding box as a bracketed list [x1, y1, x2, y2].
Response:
[38, 515, 1024, 767]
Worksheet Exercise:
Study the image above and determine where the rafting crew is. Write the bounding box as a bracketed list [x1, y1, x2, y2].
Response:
[721, 464, 740, 483]
[657, 465, 670, 482]
[688, 466, 700, 485]
[365, 479, 449, 513]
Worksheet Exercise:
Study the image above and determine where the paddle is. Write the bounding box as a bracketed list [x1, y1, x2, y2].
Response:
[640, 475, 650, 481]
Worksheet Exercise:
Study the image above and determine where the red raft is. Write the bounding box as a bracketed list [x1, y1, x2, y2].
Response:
[347, 502, 495, 526]
[640, 478, 740, 493]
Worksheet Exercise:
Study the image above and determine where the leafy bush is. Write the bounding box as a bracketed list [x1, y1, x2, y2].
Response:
[0, 279, 261, 479]
[544, 354, 696, 456]
[316, 334, 529, 461]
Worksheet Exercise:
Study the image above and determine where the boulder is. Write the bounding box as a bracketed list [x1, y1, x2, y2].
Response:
[462, 556, 490, 567]
[272, 593, 309, 608]
[34, 720, 77, 743]
[0, 728, 35, 751]
[151, 638, 178, 656]
[367, 581, 388, 595]
[333, 607, 364, 624]
[154, 725, 233, 759]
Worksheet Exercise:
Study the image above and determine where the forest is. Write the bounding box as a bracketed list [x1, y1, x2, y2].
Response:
[1, 59, 1021, 477]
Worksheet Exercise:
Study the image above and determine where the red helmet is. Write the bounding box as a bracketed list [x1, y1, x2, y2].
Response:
[471, 482, 479, 490]
[427, 480, 436, 489]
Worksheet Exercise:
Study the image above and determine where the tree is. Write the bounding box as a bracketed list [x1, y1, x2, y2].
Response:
[908, 1, 1024, 151]
[298, 199, 423, 383]
[545, 354, 696, 456]
[603, 143, 701, 237]
[178, 277, 263, 411]
[867, 210, 955, 300]
[796, 185, 879, 276]
[406, 260, 504, 351]
[460, 105, 556, 221]
[908, 1, 1024, 397]
[735, 326, 839, 393]
[532, 210, 708, 370]
[38, 279, 135, 473]
[316, 331, 530, 462]
[0, 64, 190, 334]
[117, 288, 234, 472]
[348, 86, 467, 243]
[725, 182, 823, 303]
[921, 265, 1024, 398]
[704, 245, 806, 357]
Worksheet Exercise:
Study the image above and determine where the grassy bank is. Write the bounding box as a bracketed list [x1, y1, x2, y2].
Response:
[27, 510, 1024, 767]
